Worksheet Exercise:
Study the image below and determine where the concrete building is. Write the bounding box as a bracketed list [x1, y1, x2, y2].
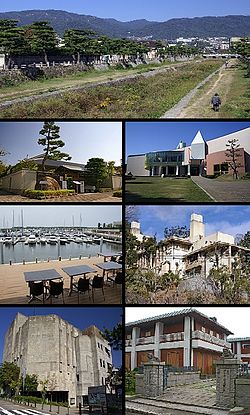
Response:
[228, 337, 250, 367]
[132, 212, 250, 278]
[127, 127, 250, 177]
[125, 308, 233, 374]
[3, 313, 112, 406]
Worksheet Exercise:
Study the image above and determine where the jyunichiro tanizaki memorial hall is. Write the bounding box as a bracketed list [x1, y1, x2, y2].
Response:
[127, 127, 250, 177]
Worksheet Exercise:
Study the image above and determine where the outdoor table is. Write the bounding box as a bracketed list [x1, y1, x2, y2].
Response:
[98, 252, 122, 262]
[95, 261, 122, 279]
[62, 265, 96, 295]
[24, 269, 62, 301]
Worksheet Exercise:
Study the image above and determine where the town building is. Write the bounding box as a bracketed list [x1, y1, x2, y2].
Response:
[3, 313, 112, 406]
[127, 127, 250, 177]
[125, 308, 233, 374]
[132, 212, 250, 278]
[228, 337, 250, 367]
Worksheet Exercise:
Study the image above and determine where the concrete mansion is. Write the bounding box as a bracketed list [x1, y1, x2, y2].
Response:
[127, 127, 250, 177]
[3, 313, 112, 406]
[130, 212, 250, 278]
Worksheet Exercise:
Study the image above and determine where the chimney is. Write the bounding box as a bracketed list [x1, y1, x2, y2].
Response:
[190, 213, 205, 243]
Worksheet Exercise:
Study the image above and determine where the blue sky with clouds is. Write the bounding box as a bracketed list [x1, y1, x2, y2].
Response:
[129, 205, 250, 241]
[126, 121, 250, 158]
[0, 122, 122, 166]
[1, 0, 249, 21]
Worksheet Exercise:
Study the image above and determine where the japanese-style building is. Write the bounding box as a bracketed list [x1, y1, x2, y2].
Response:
[125, 308, 233, 375]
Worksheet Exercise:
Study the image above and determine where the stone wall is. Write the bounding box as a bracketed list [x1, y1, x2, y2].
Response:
[135, 374, 144, 395]
[216, 357, 241, 408]
[235, 378, 250, 408]
[167, 371, 200, 387]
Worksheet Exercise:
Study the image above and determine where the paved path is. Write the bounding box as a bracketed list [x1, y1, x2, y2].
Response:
[126, 380, 229, 415]
[161, 66, 223, 118]
[191, 176, 250, 202]
[0, 190, 121, 203]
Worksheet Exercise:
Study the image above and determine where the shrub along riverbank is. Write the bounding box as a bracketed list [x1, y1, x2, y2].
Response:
[0, 60, 221, 118]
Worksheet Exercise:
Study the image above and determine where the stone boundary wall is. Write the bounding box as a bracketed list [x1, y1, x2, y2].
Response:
[135, 374, 144, 395]
[235, 378, 250, 408]
[167, 371, 201, 387]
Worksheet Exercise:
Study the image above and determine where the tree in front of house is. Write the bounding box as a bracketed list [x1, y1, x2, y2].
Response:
[240, 231, 250, 248]
[22, 373, 39, 395]
[84, 158, 108, 190]
[26, 21, 58, 64]
[38, 121, 71, 172]
[102, 322, 122, 351]
[164, 225, 190, 239]
[225, 138, 242, 179]
[0, 361, 21, 396]
[11, 158, 38, 173]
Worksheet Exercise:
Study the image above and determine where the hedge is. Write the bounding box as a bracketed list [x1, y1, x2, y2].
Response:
[113, 190, 122, 197]
[23, 189, 75, 199]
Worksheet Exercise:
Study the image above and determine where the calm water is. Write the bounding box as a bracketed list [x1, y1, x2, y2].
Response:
[1, 241, 121, 264]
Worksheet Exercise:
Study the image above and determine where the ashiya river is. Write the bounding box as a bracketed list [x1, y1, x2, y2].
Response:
[1, 241, 121, 265]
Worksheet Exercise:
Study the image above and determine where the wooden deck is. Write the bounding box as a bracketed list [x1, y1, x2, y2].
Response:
[0, 257, 122, 305]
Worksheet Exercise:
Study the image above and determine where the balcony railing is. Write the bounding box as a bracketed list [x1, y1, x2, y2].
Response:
[160, 332, 184, 342]
[136, 336, 155, 345]
[192, 330, 231, 348]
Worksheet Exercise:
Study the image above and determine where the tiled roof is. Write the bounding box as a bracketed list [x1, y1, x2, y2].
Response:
[228, 337, 250, 342]
[126, 308, 233, 334]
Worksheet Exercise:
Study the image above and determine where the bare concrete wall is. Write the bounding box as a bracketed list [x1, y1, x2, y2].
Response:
[235, 378, 250, 408]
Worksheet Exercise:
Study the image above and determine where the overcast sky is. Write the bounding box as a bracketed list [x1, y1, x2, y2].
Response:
[0, 205, 121, 228]
[125, 307, 250, 339]
[128, 205, 250, 241]
[0, 122, 122, 166]
[1, 0, 249, 21]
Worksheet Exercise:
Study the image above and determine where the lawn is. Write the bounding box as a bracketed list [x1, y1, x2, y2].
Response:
[0, 60, 221, 118]
[125, 176, 212, 203]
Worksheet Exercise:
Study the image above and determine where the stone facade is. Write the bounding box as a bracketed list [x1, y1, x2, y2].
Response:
[215, 356, 241, 408]
[3, 313, 112, 406]
[167, 370, 200, 387]
[235, 378, 250, 408]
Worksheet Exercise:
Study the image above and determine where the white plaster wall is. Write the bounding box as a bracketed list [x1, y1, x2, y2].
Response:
[192, 231, 234, 251]
[127, 155, 149, 176]
[207, 127, 250, 154]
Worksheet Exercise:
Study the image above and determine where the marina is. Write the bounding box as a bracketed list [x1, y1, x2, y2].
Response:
[0, 227, 122, 264]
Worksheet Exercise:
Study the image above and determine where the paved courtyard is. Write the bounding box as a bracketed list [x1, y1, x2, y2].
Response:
[0, 190, 121, 203]
[192, 176, 250, 202]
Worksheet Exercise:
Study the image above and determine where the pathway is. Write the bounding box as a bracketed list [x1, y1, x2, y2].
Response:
[161, 65, 223, 118]
[191, 176, 250, 202]
[126, 380, 228, 415]
[0, 190, 121, 203]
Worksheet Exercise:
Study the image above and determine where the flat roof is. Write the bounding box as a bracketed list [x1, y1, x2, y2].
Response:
[228, 337, 250, 343]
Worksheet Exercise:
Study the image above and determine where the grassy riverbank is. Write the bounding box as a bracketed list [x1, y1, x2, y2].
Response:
[0, 60, 221, 118]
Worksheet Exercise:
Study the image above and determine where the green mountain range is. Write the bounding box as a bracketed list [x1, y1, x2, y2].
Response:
[0, 10, 249, 39]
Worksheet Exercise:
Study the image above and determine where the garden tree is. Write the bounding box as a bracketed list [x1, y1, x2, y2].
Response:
[208, 253, 250, 303]
[0, 20, 27, 68]
[11, 158, 38, 173]
[22, 373, 38, 394]
[225, 138, 242, 179]
[140, 236, 157, 266]
[125, 231, 140, 268]
[0, 147, 9, 175]
[64, 29, 96, 63]
[125, 206, 140, 223]
[0, 361, 20, 396]
[39, 375, 57, 404]
[84, 158, 108, 190]
[106, 161, 116, 177]
[231, 38, 250, 76]
[38, 121, 71, 172]
[102, 322, 122, 351]
[240, 231, 250, 248]
[164, 225, 190, 239]
[105, 366, 122, 392]
[26, 21, 58, 64]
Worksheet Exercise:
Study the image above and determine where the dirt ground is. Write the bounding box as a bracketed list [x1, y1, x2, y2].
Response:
[177, 61, 236, 118]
